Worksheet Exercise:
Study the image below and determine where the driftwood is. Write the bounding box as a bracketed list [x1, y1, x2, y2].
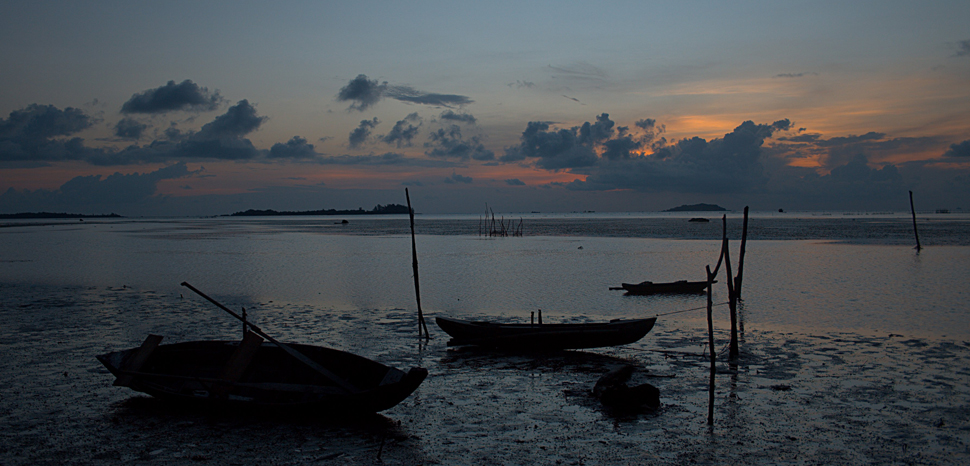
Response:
[593, 365, 660, 411]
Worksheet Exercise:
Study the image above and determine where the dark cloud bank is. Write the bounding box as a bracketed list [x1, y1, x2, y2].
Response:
[2, 82, 969, 214]
[501, 113, 970, 210]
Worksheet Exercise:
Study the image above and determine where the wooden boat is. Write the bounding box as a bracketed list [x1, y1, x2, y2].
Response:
[97, 332, 428, 413]
[435, 316, 656, 350]
[611, 280, 713, 295]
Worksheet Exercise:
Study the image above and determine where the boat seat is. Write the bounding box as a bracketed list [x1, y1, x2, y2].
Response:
[220, 331, 265, 383]
[114, 334, 163, 387]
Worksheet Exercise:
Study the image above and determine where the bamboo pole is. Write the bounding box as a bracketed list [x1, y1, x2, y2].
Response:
[405, 189, 431, 340]
[735, 206, 749, 300]
[706, 264, 716, 426]
[725, 236, 738, 359]
[909, 191, 922, 251]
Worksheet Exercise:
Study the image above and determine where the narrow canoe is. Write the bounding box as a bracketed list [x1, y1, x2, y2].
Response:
[435, 316, 656, 350]
[614, 280, 713, 295]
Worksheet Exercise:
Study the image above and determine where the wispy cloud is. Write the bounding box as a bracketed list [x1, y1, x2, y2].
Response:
[337, 74, 473, 111]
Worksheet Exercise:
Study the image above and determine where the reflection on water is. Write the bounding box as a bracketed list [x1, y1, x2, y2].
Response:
[2, 216, 969, 339]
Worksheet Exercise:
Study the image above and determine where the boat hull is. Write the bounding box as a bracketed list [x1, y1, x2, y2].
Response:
[435, 316, 656, 350]
[619, 280, 712, 295]
[97, 340, 427, 413]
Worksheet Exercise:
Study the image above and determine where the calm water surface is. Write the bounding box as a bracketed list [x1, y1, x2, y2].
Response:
[2, 214, 968, 339]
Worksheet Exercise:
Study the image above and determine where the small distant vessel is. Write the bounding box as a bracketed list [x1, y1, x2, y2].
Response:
[688, 217, 709, 223]
[611, 280, 713, 295]
[435, 316, 656, 350]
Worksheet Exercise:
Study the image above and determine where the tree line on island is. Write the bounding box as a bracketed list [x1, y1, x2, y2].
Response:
[228, 203, 411, 217]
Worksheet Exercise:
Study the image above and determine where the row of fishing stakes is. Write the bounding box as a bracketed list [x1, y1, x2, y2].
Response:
[704, 207, 749, 426]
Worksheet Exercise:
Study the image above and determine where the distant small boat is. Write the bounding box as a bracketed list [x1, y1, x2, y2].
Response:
[688, 218, 709, 223]
[97, 334, 428, 413]
[435, 316, 656, 350]
[611, 280, 713, 295]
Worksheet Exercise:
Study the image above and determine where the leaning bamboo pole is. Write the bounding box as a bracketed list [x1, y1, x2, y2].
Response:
[405, 189, 430, 340]
[909, 191, 922, 251]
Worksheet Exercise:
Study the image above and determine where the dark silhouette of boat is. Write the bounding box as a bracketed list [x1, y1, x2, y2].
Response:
[611, 280, 713, 295]
[97, 333, 428, 413]
[435, 316, 656, 350]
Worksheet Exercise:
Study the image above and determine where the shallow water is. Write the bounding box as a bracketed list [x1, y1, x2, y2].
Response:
[1, 216, 968, 464]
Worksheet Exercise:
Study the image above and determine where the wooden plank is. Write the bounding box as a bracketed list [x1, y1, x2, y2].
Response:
[114, 334, 163, 387]
[220, 331, 264, 383]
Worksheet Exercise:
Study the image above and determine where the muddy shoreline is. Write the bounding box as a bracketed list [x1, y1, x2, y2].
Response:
[1, 285, 968, 465]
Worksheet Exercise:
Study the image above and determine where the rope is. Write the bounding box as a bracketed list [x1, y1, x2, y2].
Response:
[655, 301, 729, 317]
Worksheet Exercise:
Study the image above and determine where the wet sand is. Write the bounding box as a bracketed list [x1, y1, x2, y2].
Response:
[1, 284, 968, 465]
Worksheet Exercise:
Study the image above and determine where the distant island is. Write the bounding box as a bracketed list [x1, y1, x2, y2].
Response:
[0, 212, 123, 219]
[229, 203, 411, 217]
[663, 204, 727, 212]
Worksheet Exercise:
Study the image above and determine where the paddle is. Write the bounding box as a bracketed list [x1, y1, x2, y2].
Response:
[180, 281, 359, 394]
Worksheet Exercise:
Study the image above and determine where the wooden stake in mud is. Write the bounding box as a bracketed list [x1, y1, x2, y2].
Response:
[735, 206, 749, 300]
[405, 189, 431, 340]
[705, 264, 717, 426]
[703, 231, 727, 426]
[909, 191, 922, 251]
[725, 239, 739, 359]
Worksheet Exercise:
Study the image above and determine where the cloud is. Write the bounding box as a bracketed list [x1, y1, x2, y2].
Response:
[955, 39, 970, 57]
[381, 113, 422, 147]
[443, 172, 473, 184]
[0, 104, 97, 163]
[774, 72, 819, 78]
[508, 80, 535, 88]
[195, 99, 265, 139]
[501, 113, 626, 169]
[336, 74, 473, 111]
[0, 101, 327, 166]
[563, 119, 793, 194]
[349, 117, 380, 148]
[385, 85, 473, 107]
[317, 152, 459, 168]
[337, 74, 387, 111]
[120, 80, 223, 114]
[504, 178, 525, 186]
[425, 125, 495, 161]
[547, 62, 607, 82]
[943, 140, 970, 157]
[776, 130, 943, 169]
[147, 100, 267, 162]
[269, 136, 318, 159]
[115, 118, 148, 140]
[0, 163, 197, 214]
[439, 110, 477, 125]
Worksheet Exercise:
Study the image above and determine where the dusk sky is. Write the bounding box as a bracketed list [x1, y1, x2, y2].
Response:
[2, 1, 969, 216]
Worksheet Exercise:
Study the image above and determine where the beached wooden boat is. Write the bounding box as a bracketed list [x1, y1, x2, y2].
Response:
[97, 333, 428, 413]
[611, 280, 713, 295]
[435, 316, 656, 350]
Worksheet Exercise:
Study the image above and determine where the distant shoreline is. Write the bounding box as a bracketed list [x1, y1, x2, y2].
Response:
[227, 203, 410, 217]
[663, 203, 727, 212]
[0, 212, 123, 219]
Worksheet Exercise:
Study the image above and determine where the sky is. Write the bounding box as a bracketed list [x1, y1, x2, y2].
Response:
[1, 0, 969, 216]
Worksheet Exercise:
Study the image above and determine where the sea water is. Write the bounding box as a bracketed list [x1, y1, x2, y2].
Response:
[2, 212, 968, 338]
[1, 212, 969, 464]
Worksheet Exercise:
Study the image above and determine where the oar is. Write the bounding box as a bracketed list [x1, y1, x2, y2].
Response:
[180, 282, 359, 394]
